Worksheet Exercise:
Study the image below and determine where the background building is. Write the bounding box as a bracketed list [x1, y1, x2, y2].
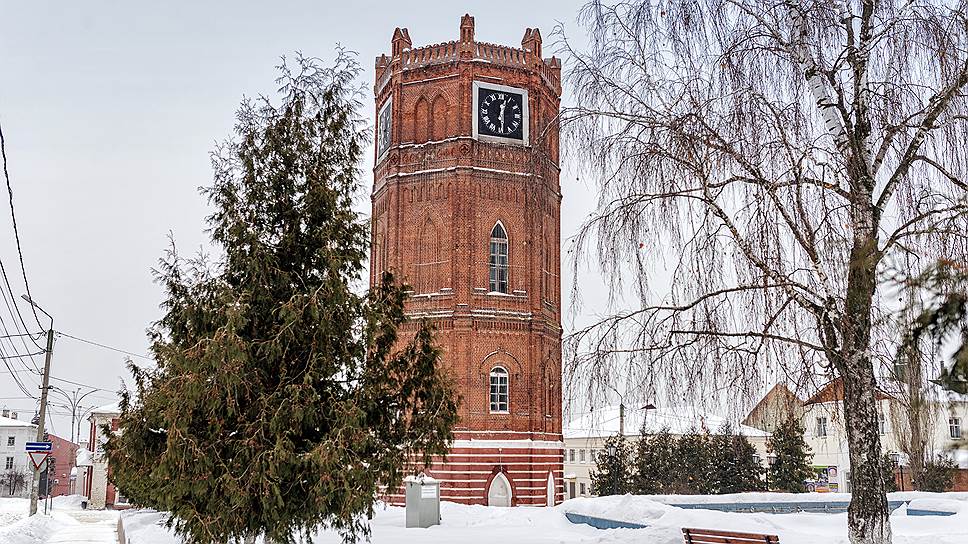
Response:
[0, 410, 35, 498]
[370, 15, 564, 506]
[798, 378, 968, 492]
[563, 405, 771, 498]
[45, 433, 79, 498]
[81, 402, 125, 509]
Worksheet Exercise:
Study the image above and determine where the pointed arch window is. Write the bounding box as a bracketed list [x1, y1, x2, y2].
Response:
[489, 222, 509, 293]
[489, 366, 509, 413]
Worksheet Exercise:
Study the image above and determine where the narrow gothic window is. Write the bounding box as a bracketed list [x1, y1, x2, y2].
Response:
[489, 366, 509, 413]
[489, 222, 509, 293]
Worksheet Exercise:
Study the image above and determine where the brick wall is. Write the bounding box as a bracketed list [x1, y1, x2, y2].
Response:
[372, 16, 563, 505]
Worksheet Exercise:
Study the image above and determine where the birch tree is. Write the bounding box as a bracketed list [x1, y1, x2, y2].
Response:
[561, 2, 968, 543]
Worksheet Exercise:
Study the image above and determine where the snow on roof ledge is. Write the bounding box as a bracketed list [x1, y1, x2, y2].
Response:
[90, 402, 121, 415]
[564, 404, 770, 439]
[0, 415, 36, 428]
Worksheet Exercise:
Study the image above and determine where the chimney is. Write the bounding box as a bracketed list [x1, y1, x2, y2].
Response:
[391, 27, 412, 57]
[460, 14, 475, 43]
[1, 408, 8, 418]
[11, 411, 17, 420]
[522, 27, 542, 58]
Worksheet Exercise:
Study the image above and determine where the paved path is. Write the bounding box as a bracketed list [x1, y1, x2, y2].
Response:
[47, 509, 119, 544]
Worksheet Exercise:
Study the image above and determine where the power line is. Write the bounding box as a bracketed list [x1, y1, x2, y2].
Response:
[0, 120, 45, 331]
[55, 331, 152, 361]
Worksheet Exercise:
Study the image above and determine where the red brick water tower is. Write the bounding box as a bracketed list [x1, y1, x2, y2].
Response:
[370, 15, 563, 506]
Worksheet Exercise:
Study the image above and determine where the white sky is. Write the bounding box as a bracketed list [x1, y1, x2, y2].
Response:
[0, 1, 610, 441]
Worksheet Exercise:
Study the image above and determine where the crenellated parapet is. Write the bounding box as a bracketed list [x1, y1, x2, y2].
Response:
[374, 16, 561, 97]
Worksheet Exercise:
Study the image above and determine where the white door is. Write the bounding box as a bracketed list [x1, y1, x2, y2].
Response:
[546, 473, 555, 506]
[487, 473, 512, 507]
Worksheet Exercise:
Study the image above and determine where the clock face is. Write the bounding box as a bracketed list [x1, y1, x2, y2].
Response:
[376, 98, 392, 160]
[474, 83, 528, 143]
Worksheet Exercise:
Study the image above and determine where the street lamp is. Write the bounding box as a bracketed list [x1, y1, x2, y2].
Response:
[641, 403, 657, 433]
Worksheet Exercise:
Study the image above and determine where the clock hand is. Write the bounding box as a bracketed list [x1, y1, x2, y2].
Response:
[499, 101, 506, 132]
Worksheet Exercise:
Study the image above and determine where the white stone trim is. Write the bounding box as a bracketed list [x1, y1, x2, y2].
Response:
[451, 439, 563, 449]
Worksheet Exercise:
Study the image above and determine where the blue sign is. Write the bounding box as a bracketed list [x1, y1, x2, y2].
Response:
[25, 441, 52, 452]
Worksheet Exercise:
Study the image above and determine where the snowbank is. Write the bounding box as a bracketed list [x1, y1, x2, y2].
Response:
[906, 498, 963, 514]
[0, 513, 68, 544]
[122, 509, 178, 544]
[110, 496, 968, 544]
[560, 495, 671, 524]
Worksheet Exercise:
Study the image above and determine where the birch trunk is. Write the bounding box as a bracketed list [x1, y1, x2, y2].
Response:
[839, 193, 891, 544]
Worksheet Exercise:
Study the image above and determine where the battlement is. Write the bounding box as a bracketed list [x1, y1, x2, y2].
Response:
[375, 15, 561, 96]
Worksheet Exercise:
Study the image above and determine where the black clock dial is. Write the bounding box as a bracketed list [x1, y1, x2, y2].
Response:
[477, 87, 524, 140]
[377, 100, 392, 158]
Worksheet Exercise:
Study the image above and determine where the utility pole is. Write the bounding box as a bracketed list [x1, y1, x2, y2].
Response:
[22, 295, 53, 517]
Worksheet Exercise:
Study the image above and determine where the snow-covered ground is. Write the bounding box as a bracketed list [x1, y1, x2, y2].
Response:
[118, 494, 968, 544]
[0, 496, 118, 544]
[3, 494, 967, 544]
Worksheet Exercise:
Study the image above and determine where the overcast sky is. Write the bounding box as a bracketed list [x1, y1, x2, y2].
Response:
[0, 1, 606, 441]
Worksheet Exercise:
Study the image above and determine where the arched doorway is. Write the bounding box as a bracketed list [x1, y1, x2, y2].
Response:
[546, 473, 555, 506]
[487, 472, 512, 507]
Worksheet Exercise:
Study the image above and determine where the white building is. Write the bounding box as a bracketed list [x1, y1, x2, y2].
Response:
[563, 405, 771, 499]
[80, 402, 124, 509]
[800, 378, 968, 492]
[0, 410, 37, 498]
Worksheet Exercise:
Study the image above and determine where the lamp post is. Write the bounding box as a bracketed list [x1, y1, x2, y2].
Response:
[49, 386, 98, 444]
[641, 403, 657, 433]
[21, 295, 53, 517]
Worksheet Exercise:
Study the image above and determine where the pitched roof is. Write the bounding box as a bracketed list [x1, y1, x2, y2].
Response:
[803, 377, 893, 405]
[743, 383, 803, 425]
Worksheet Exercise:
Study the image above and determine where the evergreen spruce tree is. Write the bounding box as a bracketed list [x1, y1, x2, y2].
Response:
[913, 454, 957, 492]
[710, 426, 738, 494]
[767, 417, 814, 493]
[671, 428, 715, 494]
[633, 426, 677, 494]
[590, 435, 633, 496]
[103, 53, 459, 544]
[731, 432, 766, 492]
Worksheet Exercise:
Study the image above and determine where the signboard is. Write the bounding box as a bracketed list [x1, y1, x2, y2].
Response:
[25, 441, 52, 452]
[420, 485, 438, 499]
[807, 465, 839, 493]
[28, 451, 50, 470]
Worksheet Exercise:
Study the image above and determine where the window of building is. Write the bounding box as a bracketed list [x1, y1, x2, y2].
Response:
[579, 449, 586, 463]
[488, 222, 509, 294]
[590, 449, 598, 464]
[950, 417, 962, 440]
[568, 481, 576, 498]
[4, 457, 12, 470]
[6, 436, 13, 446]
[579, 482, 586, 496]
[568, 449, 575, 463]
[879, 412, 886, 435]
[816, 416, 828, 438]
[489, 367, 509, 413]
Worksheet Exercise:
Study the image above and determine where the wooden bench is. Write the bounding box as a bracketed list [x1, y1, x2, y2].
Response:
[682, 528, 780, 543]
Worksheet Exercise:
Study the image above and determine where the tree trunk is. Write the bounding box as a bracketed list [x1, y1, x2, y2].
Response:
[838, 192, 892, 544]
[841, 362, 892, 544]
